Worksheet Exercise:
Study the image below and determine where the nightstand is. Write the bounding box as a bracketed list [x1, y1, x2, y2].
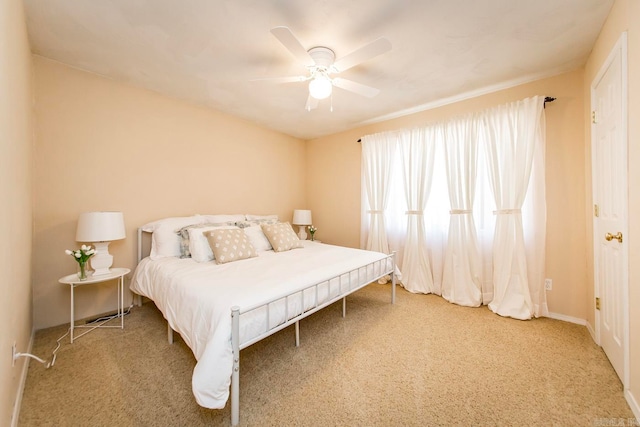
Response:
[58, 267, 130, 343]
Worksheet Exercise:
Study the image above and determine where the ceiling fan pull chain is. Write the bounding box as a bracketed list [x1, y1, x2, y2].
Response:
[330, 93, 334, 113]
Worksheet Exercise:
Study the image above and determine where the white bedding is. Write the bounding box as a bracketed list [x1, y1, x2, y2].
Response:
[130, 240, 391, 409]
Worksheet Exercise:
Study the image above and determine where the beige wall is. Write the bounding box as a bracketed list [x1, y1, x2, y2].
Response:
[583, 0, 640, 416]
[32, 57, 307, 329]
[308, 70, 587, 320]
[0, 0, 33, 425]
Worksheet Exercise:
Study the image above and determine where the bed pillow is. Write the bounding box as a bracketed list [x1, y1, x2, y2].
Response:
[261, 222, 304, 252]
[141, 215, 204, 260]
[242, 224, 273, 252]
[206, 228, 258, 264]
[176, 222, 236, 258]
[189, 224, 238, 263]
[201, 214, 245, 224]
[235, 218, 279, 229]
[245, 214, 279, 221]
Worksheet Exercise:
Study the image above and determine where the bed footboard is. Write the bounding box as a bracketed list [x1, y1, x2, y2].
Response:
[229, 252, 396, 426]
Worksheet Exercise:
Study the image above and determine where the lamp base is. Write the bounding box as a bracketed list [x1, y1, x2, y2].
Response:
[90, 241, 114, 276]
[297, 225, 308, 240]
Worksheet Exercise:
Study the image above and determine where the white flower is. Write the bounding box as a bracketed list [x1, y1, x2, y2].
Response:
[67, 245, 96, 264]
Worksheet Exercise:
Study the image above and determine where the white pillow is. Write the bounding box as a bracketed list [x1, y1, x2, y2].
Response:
[201, 214, 245, 224]
[141, 215, 204, 260]
[189, 224, 238, 263]
[243, 225, 273, 252]
[245, 214, 278, 221]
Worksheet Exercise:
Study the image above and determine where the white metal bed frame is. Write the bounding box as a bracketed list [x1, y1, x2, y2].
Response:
[135, 228, 396, 426]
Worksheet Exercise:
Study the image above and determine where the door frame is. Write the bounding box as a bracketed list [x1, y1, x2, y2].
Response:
[590, 31, 629, 388]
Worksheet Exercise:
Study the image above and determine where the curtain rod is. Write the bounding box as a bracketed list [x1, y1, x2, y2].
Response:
[357, 96, 557, 142]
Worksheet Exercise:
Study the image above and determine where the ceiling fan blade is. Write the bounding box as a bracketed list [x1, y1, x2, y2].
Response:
[332, 37, 392, 72]
[270, 26, 315, 67]
[332, 78, 380, 98]
[250, 76, 308, 83]
[305, 94, 319, 111]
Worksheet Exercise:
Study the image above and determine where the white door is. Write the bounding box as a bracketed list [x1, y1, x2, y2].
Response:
[592, 33, 628, 384]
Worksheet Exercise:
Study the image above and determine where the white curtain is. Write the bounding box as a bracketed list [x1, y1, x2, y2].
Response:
[399, 127, 438, 293]
[483, 96, 546, 319]
[359, 95, 547, 319]
[361, 132, 397, 254]
[441, 115, 483, 306]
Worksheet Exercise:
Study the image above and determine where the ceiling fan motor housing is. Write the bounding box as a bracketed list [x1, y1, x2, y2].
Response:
[308, 46, 336, 69]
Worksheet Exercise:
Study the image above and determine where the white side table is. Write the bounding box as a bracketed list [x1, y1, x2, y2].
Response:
[59, 267, 130, 343]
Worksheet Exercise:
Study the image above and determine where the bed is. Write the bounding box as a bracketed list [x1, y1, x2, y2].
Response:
[130, 214, 396, 426]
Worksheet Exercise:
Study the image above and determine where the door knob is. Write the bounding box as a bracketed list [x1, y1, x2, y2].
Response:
[605, 232, 623, 243]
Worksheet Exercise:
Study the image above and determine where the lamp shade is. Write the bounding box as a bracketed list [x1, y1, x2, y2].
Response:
[292, 209, 312, 226]
[76, 211, 126, 242]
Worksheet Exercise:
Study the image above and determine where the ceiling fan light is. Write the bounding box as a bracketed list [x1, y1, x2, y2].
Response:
[309, 75, 332, 100]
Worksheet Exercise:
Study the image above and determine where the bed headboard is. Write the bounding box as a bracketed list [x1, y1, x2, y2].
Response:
[137, 228, 153, 263]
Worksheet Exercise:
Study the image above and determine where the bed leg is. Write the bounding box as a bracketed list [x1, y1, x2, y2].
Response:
[167, 323, 174, 345]
[391, 271, 396, 304]
[231, 306, 241, 427]
[342, 297, 346, 318]
[391, 252, 397, 304]
[136, 294, 142, 307]
[295, 321, 300, 347]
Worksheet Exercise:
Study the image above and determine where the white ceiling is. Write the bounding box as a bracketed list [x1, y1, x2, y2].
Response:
[23, 0, 613, 140]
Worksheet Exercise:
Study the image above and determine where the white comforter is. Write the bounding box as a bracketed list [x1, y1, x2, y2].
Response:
[130, 241, 389, 409]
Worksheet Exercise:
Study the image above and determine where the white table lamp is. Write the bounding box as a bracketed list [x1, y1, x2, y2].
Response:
[292, 209, 312, 240]
[76, 211, 126, 276]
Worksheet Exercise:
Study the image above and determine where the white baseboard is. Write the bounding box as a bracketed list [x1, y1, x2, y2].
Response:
[586, 320, 597, 343]
[625, 389, 640, 422]
[547, 311, 586, 326]
[11, 330, 34, 427]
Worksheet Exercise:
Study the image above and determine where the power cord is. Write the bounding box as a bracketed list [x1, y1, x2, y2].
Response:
[14, 303, 134, 369]
[85, 304, 132, 325]
[13, 351, 51, 369]
[13, 328, 69, 369]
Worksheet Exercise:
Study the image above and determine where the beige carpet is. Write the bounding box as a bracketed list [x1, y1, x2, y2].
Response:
[19, 284, 635, 426]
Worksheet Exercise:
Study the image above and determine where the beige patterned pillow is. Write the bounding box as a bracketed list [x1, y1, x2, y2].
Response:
[205, 228, 258, 264]
[261, 222, 304, 252]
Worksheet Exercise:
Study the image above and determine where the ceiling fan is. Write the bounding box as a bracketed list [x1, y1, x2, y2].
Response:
[257, 27, 392, 111]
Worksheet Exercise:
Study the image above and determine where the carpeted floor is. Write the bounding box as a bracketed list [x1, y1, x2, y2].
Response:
[19, 284, 635, 426]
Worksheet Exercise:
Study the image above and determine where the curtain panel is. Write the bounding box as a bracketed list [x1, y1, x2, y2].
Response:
[361, 132, 398, 255]
[441, 115, 483, 307]
[398, 127, 438, 294]
[483, 96, 546, 319]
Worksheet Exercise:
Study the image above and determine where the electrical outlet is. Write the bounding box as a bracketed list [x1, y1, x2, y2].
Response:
[545, 278, 552, 291]
[12, 342, 16, 367]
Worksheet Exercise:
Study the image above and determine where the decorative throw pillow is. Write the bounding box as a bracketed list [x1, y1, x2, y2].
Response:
[206, 228, 258, 264]
[176, 222, 235, 258]
[261, 222, 304, 252]
[235, 218, 279, 229]
[189, 225, 238, 263]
